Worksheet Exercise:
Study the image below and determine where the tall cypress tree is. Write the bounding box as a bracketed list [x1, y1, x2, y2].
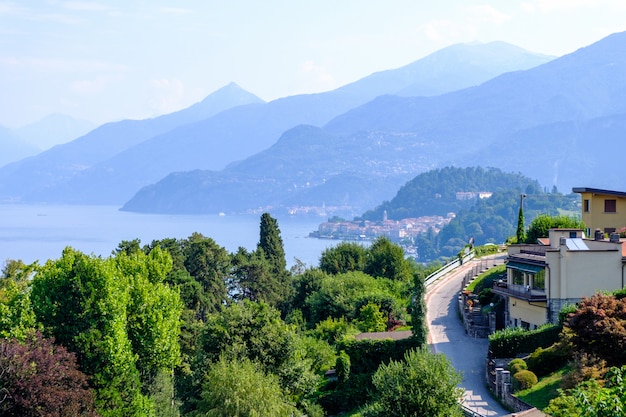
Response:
[257, 213, 287, 276]
[411, 273, 427, 346]
[516, 203, 526, 243]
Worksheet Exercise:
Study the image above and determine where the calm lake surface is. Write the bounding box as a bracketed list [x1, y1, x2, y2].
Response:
[0, 204, 342, 268]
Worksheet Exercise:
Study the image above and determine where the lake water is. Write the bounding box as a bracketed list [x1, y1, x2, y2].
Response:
[0, 204, 342, 268]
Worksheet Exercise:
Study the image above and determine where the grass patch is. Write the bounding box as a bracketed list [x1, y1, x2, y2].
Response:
[516, 366, 571, 410]
[465, 265, 505, 293]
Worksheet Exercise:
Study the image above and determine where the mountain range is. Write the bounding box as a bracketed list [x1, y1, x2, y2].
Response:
[123, 31, 626, 215]
[0, 41, 552, 206]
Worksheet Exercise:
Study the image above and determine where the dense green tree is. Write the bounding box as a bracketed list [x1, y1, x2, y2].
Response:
[31, 248, 147, 416]
[183, 233, 230, 317]
[258, 212, 287, 276]
[289, 269, 326, 326]
[545, 366, 626, 417]
[411, 272, 427, 346]
[193, 357, 299, 417]
[305, 271, 403, 325]
[524, 214, 585, 243]
[516, 198, 526, 243]
[114, 238, 142, 255]
[115, 249, 182, 386]
[356, 302, 387, 332]
[231, 246, 285, 307]
[0, 332, 98, 417]
[144, 237, 186, 272]
[365, 237, 412, 281]
[319, 242, 367, 275]
[0, 260, 37, 340]
[189, 301, 325, 412]
[31, 247, 182, 417]
[255, 213, 292, 308]
[364, 347, 463, 417]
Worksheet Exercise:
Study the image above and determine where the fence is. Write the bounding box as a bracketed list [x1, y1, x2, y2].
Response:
[424, 251, 475, 287]
[461, 404, 489, 416]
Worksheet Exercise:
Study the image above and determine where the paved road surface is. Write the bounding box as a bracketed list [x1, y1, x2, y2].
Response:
[426, 256, 510, 417]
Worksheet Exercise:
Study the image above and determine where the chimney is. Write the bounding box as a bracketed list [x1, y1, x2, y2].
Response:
[559, 237, 567, 246]
[595, 229, 604, 241]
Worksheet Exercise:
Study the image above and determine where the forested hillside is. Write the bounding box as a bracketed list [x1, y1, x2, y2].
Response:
[357, 167, 578, 261]
[360, 166, 542, 220]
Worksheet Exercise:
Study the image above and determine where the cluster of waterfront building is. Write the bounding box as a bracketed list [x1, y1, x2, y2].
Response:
[310, 213, 455, 242]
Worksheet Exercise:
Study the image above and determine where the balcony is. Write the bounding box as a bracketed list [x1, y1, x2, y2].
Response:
[492, 281, 547, 302]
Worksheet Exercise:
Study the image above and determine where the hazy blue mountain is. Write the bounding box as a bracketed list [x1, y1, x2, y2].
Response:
[0, 42, 552, 205]
[0, 126, 39, 169]
[0, 83, 264, 202]
[336, 41, 553, 98]
[121, 31, 626, 215]
[15, 114, 96, 150]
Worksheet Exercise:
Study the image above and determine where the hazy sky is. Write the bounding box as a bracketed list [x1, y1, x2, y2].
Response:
[1, 1, 625, 128]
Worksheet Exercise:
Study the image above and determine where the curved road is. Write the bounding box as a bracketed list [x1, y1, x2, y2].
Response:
[426, 256, 510, 417]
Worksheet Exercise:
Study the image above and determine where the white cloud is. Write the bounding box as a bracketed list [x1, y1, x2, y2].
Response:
[423, 19, 463, 43]
[0, 56, 127, 72]
[527, 0, 606, 13]
[469, 4, 511, 25]
[61, 1, 114, 12]
[149, 78, 186, 115]
[298, 60, 336, 92]
[0, 2, 27, 15]
[157, 7, 192, 16]
[70, 76, 109, 94]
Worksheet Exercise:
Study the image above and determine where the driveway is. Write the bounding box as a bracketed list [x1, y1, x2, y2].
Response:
[426, 256, 510, 417]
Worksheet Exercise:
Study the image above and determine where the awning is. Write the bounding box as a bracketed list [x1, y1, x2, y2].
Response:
[506, 261, 544, 274]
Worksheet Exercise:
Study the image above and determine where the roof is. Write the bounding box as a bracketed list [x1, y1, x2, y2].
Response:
[537, 238, 550, 246]
[572, 187, 626, 198]
[507, 261, 544, 273]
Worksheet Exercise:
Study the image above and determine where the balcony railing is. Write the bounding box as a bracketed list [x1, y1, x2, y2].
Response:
[492, 281, 547, 302]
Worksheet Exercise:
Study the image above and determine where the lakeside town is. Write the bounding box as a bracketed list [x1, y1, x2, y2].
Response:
[309, 211, 456, 245]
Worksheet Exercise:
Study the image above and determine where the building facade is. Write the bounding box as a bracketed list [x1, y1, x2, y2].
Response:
[493, 229, 625, 329]
[573, 187, 626, 236]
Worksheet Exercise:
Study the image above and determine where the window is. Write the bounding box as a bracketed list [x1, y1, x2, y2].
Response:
[584, 199, 590, 212]
[512, 269, 524, 286]
[569, 231, 577, 238]
[533, 270, 545, 290]
[605, 199, 617, 213]
[605, 228, 616, 234]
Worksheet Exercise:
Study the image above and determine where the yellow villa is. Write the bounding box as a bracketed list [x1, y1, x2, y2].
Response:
[573, 187, 626, 236]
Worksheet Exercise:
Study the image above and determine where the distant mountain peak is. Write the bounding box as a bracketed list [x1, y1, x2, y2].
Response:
[198, 82, 264, 105]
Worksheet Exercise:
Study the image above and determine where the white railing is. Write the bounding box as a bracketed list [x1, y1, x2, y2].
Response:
[424, 251, 475, 287]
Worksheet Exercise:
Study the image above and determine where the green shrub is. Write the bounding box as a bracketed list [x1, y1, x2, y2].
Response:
[489, 324, 561, 358]
[337, 337, 422, 374]
[558, 303, 577, 326]
[508, 358, 528, 374]
[336, 350, 351, 383]
[513, 369, 538, 391]
[526, 345, 569, 377]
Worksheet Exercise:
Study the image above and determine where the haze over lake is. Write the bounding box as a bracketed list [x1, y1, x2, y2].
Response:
[0, 204, 339, 268]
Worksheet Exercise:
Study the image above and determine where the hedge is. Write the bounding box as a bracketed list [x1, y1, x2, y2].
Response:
[488, 324, 561, 358]
[336, 337, 422, 374]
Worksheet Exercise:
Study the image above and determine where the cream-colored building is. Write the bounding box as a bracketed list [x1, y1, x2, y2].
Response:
[573, 187, 626, 236]
[492, 228, 626, 329]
